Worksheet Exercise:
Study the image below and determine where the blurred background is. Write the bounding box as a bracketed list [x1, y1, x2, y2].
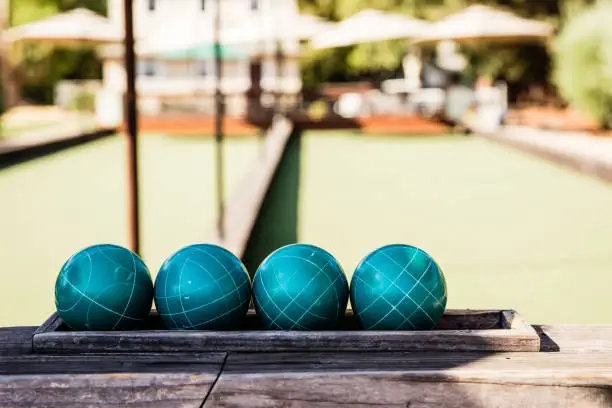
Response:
[1, 0, 611, 327]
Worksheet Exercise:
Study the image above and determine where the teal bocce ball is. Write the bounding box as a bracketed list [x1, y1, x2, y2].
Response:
[154, 244, 251, 330]
[350, 244, 447, 330]
[54, 244, 154, 331]
[253, 244, 349, 330]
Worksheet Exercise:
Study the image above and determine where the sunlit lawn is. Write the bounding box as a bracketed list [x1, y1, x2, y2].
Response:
[297, 131, 612, 324]
[0, 133, 259, 326]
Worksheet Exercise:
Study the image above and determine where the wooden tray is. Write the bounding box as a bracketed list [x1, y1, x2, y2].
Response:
[32, 309, 540, 353]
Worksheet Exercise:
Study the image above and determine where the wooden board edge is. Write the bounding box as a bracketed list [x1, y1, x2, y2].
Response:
[32, 313, 61, 337]
[32, 309, 540, 354]
[500, 310, 515, 329]
[31, 313, 61, 352]
[501, 310, 541, 352]
[32, 329, 541, 353]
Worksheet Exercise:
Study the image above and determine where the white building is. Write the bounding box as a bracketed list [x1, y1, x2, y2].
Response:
[102, 0, 305, 116]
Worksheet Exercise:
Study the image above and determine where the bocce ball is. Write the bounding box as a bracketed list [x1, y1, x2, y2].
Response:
[55, 244, 154, 331]
[154, 244, 251, 330]
[253, 243, 349, 330]
[350, 244, 447, 330]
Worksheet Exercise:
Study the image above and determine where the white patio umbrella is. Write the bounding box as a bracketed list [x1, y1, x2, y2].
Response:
[292, 14, 335, 41]
[4, 8, 122, 45]
[414, 5, 553, 45]
[310, 9, 429, 50]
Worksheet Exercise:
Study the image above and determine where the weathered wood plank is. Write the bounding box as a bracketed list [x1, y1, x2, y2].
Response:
[0, 327, 35, 356]
[536, 325, 612, 353]
[206, 351, 612, 407]
[0, 372, 217, 407]
[1, 323, 612, 406]
[33, 329, 539, 353]
[32, 310, 540, 353]
[205, 376, 612, 408]
[220, 351, 612, 386]
[0, 352, 226, 375]
[0, 353, 226, 407]
[32, 314, 61, 337]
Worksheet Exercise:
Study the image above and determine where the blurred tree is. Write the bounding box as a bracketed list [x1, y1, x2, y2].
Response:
[10, 0, 106, 105]
[57, 0, 105, 14]
[554, 1, 612, 128]
[298, 0, 339, 20]
[299, 0, 437, 85]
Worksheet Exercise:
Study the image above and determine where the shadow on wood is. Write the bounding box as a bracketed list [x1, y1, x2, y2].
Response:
[534, 325, 561, 352]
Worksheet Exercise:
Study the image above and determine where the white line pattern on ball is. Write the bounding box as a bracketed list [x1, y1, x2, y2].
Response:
[357, 248, 419, 316]
[111, 250, 139, 330]
[257, 249, 344, 329]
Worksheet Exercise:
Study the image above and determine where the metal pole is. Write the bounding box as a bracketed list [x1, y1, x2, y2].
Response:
[123, 0, 141, 255]
[214, 0, 225, 240]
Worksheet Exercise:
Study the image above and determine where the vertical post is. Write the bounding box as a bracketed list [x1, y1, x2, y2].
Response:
[214, 0, 225, 240]
[274, 39, 283, 117]
[123, 0, 140, 255]
[248, 58, 265, 152]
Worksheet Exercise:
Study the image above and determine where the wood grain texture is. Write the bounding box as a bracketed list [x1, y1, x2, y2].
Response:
[536, 325, 612, 353]
[205, 376, 612, 408]
[220, 351, 612, 386]
[0, 372, 216, 407]
[0, 326, 36, 356]
[0, 352, 226, 375]
[32, 310, 540, 354]
[0, 353, 226, 407]
[205, 350, 612, 407]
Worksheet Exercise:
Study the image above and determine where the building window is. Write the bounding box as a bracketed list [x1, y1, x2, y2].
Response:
[148, 0, 156, 11]
[196, 61, 207, 77]
[250, 0, 259, 11]
[145, 61, 156, 76]
[138, 60, 157, 77]
[201, 0, 206, 11]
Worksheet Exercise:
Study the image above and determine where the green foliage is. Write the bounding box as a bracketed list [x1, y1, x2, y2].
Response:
[11, 0, 106, 24]
[298, 0, 339, 20]
[345, 40, 405, 73]
[301, 47, 356, 88]
[69, 89, 96, 112]
[10, 0, 58, 26]
[462, 43, 551, 90]
[554, 1, 612, 128]
[307, 100, 329, 120]
[326, 0, 424, 74]
[57, 0, 106, 14]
